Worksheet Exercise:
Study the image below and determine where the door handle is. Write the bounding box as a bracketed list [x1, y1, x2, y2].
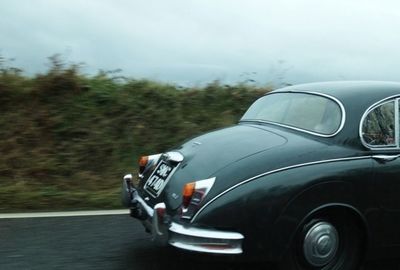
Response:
[372, 155, 400, 162]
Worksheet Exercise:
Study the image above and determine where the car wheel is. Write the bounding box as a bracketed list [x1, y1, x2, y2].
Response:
[278, 214, 364, 270]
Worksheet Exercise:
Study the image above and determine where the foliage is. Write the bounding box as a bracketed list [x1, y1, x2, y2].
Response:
[0, 56, 271, 211]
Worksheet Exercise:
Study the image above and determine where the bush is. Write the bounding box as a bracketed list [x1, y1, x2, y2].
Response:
[0, 57, 271, 211]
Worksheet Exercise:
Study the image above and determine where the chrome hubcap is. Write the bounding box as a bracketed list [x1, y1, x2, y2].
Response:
[303, 221, 339, 267]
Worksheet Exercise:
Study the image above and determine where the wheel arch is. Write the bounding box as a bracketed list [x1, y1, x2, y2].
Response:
[299, 202, 370, 244]
[270, 181, 370, 261]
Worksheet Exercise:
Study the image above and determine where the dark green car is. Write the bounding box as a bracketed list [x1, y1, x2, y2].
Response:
[122, 81, 400, 269]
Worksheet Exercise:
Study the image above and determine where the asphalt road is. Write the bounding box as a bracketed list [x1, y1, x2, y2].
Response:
[0, 213, 399, 270]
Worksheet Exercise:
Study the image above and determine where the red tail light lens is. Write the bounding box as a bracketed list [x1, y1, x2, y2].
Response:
[138, 154, 162, 175]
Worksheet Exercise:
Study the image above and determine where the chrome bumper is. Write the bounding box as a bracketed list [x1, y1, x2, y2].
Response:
[122, 174, 244, 254]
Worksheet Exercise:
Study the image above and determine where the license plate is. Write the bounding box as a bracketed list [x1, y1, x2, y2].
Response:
[144, 161, 174, 197]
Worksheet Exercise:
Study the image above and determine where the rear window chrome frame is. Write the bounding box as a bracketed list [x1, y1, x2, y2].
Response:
[359, 95, 400, 150]
[240, 90, 346, 138]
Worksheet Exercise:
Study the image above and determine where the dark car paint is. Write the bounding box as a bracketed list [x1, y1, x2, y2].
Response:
[371, 157, 400, 247]
[163, 122, 367, 212]
[164, 124, 287, 209]
[137, 81, 400, 260]
[193, 157, 377, 260]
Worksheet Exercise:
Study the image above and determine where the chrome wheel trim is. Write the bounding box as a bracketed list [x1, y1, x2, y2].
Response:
[303, 221, 339, 267]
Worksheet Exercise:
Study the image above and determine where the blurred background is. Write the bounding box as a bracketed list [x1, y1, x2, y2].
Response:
[1, 0, 400, 212]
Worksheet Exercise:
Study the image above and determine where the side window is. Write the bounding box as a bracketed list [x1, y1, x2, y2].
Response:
[362, 101, 396, 147]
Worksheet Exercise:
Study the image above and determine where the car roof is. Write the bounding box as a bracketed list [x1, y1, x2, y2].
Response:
[274, 81, 400, 107]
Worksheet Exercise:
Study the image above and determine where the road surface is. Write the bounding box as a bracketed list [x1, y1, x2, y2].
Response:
[0, 211, 399, 270]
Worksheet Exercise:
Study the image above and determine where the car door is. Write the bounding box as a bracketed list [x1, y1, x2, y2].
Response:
[361, 98, 400, 246]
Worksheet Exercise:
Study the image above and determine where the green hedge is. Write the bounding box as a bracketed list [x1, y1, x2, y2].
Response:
[0, 58, 271, 211]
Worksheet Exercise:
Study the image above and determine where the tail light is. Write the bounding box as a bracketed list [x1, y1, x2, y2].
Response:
[138, 156, 149, 174]
[139, 156, 149, 167]
[181, 177, 215, 220]
[138, 154, 162, 174]
[182, 182, 196, 208]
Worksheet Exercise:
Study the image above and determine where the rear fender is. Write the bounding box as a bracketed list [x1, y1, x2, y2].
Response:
[270, 181, 370, 260]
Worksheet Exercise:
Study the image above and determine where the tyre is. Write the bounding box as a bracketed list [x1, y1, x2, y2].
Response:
[278, 213, 364, 270]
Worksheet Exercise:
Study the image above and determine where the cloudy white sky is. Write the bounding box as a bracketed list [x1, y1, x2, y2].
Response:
[1, 0, 400, 86]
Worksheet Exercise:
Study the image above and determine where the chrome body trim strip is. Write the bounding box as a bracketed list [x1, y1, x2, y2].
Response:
[359, 95, 400, 150]
[372, 154, 400, 162]
[241, 90, 346, 138]
[191, 156, 371, 223]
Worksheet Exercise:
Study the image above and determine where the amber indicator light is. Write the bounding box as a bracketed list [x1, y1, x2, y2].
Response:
[182, 182, 195, 207]
[138, 156, 149, 167]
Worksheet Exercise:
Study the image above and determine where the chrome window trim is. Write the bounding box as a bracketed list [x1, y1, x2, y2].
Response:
[359, 95, 400, 150]
[240, 90, 346, 138]
[191, 156, 371, 223]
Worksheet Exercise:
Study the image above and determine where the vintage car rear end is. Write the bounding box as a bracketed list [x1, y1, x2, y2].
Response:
[122, 150, 245, 254]
[121, 123, 293, 254]
[122, 81, 400, 269]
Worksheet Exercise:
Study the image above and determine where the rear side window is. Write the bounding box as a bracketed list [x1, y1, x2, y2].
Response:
[241, 92, 343, 136]
[361, 101, 396, 147]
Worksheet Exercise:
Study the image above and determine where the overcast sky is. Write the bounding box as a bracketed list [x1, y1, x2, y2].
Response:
[1, 0, 400, 86]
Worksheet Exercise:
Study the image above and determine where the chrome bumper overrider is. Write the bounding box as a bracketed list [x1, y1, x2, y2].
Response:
[122, 174, 244, 254]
